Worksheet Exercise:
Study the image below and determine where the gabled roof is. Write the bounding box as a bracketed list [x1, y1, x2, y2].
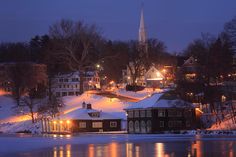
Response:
[58, 107, 121, 120]
[183, 56, 198, 67]
[125, 93, 194, 110]
[145, 66, 164, 81]
[55, 71, 98, 78]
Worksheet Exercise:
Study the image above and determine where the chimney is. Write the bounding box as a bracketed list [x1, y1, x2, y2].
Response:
[87, 103, 92, 109]
[82, 102, 86, 109]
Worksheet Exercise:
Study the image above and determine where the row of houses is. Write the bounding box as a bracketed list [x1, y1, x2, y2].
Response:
[42, 92, 202, 134]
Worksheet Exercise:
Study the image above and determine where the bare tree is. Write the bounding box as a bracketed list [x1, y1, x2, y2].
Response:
[126, 41, 145, 85]
[38, 95, 63, 118]
[48, 19, 103, 93]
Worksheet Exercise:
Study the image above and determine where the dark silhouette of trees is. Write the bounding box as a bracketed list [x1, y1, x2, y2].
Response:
[224, 16, 236, 52]
[0, 43, 30, 62]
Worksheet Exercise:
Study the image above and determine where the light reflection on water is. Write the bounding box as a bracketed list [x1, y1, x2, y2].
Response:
[9, 135, 236, 157]
[34, 141, 235, 157]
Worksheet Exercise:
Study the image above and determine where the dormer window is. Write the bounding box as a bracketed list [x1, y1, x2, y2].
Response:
[89, 112, 100, 118]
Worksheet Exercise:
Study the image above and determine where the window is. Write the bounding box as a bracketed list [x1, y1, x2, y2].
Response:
[64, 79, 69, 82]
[68, 92, 74, 96]
[72, 78, 79, 82]
[90, 112, 100, 118]
[140, 121, 146, 133]
[92, 122, 103, 128]
[158, 109, 165, 117]
[140, 110, 145, 117]
[62, 92, 67, 96]
[146, 110, 152, 117]
[168, 109, 182, 117]
[59, 79, 63, 82]
[135, 121, 140, 133]
[79, 122, 86, 128]
[59, 85, 62, 88]
[129, 121, 134, 132]
[160, 121, 164, 128]
[110, 121, 117, 128]
[128, 111, 133, 118]
[146, 120, 152, 133]
[134, 110, 139, 118]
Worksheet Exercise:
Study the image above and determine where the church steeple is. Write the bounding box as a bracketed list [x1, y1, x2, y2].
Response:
[139, 6, 147, 44]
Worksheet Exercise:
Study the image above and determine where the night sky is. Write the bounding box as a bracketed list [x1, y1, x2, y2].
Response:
[0, 0, 236, 52]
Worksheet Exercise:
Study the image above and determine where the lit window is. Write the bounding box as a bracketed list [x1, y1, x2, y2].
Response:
[79, 122, 86, 128]
[110, 121, 117, 128]
[221, 95, 226, 102]
[92, 122, 103, 128]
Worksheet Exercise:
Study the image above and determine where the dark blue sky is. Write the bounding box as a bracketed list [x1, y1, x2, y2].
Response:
[0, 0, 236, 52]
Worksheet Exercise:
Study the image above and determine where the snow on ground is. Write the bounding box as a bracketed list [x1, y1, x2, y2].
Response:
[113, 88, 165, 100]
[0, 91, 128, 133]
[209, 117, 236, 130]
[63, 92, 127, 113]
[62, 92, 127, 119]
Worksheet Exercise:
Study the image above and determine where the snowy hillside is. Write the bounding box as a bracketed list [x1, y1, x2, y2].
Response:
[0, 91, 128, 133]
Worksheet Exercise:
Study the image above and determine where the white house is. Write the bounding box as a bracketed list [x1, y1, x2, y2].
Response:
[52, 71, 100, 97]
[145, 66, 165, 88]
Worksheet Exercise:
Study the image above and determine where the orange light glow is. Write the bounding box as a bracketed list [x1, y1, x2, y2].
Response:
[195, 108, 203, 114]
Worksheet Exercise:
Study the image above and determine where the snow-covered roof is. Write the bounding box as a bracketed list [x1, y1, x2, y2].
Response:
[125, 93, 194, 110]
[145, 66, 164, 81]
[55, 71, 97, 78]
[125, 93, 163, 109]
[58, 107, 122, 120]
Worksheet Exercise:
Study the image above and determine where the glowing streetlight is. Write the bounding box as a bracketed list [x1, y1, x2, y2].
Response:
[96, 64, 100, 68]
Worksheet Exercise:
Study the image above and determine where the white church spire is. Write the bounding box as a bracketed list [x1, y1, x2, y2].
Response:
[139, 5, 147, 44]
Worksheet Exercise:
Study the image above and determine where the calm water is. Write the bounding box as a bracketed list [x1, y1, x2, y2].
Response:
[2, 134, 236, 157]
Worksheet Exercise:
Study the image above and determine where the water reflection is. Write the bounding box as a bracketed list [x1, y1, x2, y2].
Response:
[12, 135, 236, 157]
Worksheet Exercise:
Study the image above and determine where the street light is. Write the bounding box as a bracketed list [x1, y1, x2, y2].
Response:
[162, 69, 166, 73]
[96, 64, 100, 68]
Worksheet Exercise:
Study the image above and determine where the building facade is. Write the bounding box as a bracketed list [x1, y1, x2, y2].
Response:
[52, 71, 100, 97]
[42, 102, 122, 133]
[125, 93, 197, 133]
